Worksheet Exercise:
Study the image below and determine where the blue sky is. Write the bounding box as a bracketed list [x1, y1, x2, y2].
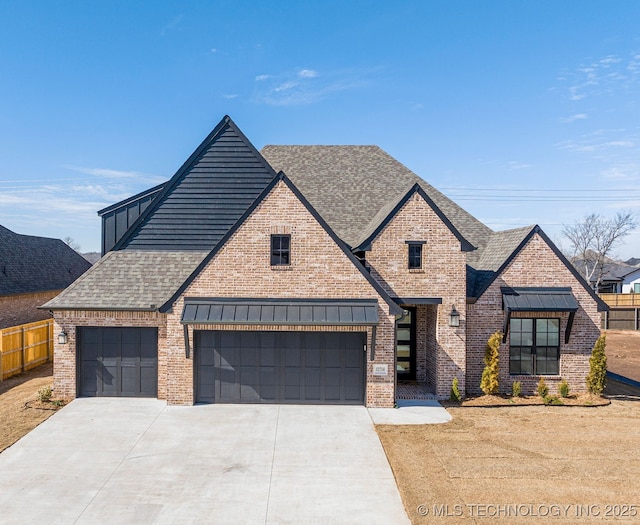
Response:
[1, 1, 639, 258]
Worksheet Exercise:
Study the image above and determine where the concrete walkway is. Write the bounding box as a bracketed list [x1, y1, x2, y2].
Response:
[0, 399, 409, 525]
[368, 399, 452, 425]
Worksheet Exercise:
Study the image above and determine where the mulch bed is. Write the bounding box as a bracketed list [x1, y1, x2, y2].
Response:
[443, 393, 610, 408]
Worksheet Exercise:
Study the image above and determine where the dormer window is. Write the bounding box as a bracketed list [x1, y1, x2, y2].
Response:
[406, 241, 425, 269]
[271, 234, 291, 266]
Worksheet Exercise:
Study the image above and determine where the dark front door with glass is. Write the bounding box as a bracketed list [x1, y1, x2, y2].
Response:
[396, 307, 416, 380]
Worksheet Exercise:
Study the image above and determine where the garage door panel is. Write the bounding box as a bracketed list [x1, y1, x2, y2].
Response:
[82, 327, 100, 345]
[200, 349, 215, 367]
[218, 346, 237, 369]
[121, 364, 138, 395]
[325, 347, 341, 367]
[260, 347, 276, 366]
[140, 365, 158, 396]
[100, 363, 118, 394]
[78, 327, 158, 398]
[305, 367, 320, 386]
[345, 347, 362, 367]
[284, 347, 301, 366]
[305, 348, 320, 367]
[240, 347, 257, 366]
[80, 363, 98, 394]
[102, 342, 119, 359]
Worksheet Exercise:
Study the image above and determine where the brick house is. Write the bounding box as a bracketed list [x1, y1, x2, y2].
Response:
[44, 116, 606, 406]
[0, 225, 91, 329]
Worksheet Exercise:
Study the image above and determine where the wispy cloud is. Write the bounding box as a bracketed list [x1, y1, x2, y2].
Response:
[555, 128, 638, 158]
[507, 161, 532, 170]
[0, 165, 170, 250]
[64, 165, 166, 184]
[222, 93, 238, 99]
[252, 67, 374, 106]
[160, 14, 183, 37]
[558, 52, 640, 102]
[601, 164, 640, 181]
[298, 69, 318, 78]
[561, 113, 588, 123]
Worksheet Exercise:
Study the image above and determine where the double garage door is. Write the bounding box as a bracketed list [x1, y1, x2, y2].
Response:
[196, 331, 366, 405]
[77, 327, 158, 397]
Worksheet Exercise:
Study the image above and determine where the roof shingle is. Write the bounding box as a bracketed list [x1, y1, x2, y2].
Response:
[43, 251, 208, 310]
[0, 225, 91, 296]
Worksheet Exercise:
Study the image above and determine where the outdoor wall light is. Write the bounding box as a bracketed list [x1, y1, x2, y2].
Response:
[58, 330, 68, 345]
[449, 305, 460, 327]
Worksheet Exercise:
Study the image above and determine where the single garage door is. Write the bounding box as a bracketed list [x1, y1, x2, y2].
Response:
[195, 331, 365, 404]
[77, 327, 158, 397]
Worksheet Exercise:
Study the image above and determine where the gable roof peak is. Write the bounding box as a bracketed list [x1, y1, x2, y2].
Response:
[111, 115, 276, 252]
[261, 145, 493, 250]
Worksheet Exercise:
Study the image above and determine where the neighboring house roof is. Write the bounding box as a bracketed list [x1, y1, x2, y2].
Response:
[260, 145, 493, 250]
[113, 116, 276, 251]
[43, 251, 208, 310]
[0, 225, 91, 296]
[572, 258, 639, 283]
[624, 257, 640, 266]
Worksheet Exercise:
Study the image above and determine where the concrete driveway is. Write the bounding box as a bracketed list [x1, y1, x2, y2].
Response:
[0, 399, 410, 524]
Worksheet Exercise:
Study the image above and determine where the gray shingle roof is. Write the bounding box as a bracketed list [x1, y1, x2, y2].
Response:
[261, 146, 493, 249]
[0, 225, 91, 296]
[43, 251, 208, 310]
[466, 226, 536, 297]
[260, 146, 545, 299]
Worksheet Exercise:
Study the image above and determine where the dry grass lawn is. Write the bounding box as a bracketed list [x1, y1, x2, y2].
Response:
[0, 362, 61, 453]
[378, 396, 640, 524]
[606, 330, 640, 382]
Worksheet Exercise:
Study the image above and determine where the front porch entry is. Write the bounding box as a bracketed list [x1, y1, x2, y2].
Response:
[396, 302, 439, 400]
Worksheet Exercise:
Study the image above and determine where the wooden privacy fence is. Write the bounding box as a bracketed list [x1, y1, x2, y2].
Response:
[0, 319, 53, 381]
[599, 293, 640, 308]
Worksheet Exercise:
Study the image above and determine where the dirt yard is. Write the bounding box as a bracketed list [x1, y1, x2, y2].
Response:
[0, 363, 60, 453]
[378, 396, 640, 524]
[605, 330, 640, 382]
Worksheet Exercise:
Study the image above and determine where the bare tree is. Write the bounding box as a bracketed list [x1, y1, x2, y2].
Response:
[563, 211, 637, 290]
[63, 236, 81, 252]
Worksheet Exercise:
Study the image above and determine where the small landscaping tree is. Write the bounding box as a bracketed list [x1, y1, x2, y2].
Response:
[586, 334, 607, 395]
[559, 379, 570, 398]
[450, 377, 462, 402]
[537, 377, 549, 397]
[511, 380, 522, 398]
[480, 331, 501, 395]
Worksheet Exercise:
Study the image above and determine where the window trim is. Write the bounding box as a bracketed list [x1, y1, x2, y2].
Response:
[406, 241, 424, 270]
[270, 234, 291, 266]
[509, 317, 560, 376]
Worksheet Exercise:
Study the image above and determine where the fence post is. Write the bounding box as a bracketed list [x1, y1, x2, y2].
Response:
[21, 326, 26, 373]
[0, 327, 3, 382]
[48, 320, 52, 362]
[636, 308, 639, 332]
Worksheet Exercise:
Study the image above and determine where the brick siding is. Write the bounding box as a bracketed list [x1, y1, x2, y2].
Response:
[0, 290, 61, 330]
[366, 192, 467, 398]
[466, 233, 601, 396]
[163, 180, 397, 407]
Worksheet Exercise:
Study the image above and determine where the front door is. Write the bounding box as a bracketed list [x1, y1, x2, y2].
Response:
[396, 307, 416, 380]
